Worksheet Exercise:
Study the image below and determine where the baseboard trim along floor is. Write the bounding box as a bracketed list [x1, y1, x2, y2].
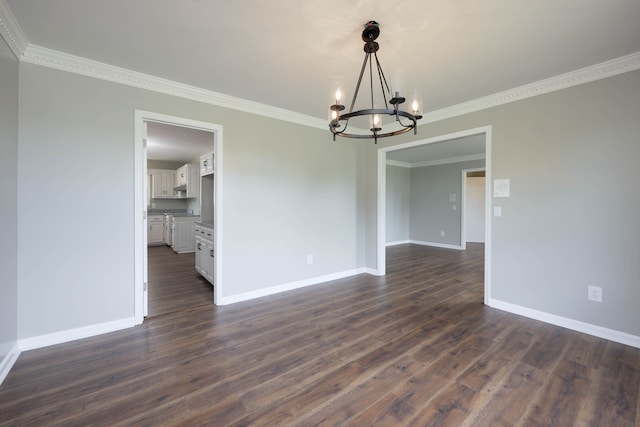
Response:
[489, 298, 640, 349]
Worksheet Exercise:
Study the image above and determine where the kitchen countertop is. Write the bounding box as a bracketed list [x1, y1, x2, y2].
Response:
[149, 209, 194, 216]
[195, 221, 214, 228]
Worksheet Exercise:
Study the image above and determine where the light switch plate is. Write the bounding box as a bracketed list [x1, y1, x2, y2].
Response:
[494, 179, 510, 197]
[494, 206, 502, 217]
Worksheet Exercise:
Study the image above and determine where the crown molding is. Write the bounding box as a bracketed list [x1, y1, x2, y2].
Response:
[420, 51, 640, 124]
[0, 0, 28, 58]
[19, 45, 640, 132]
[2, 0, 638, 130]
[20, 44, 328, 131]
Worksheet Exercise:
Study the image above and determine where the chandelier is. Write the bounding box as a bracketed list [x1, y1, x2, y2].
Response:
[329, 21, 423, 144]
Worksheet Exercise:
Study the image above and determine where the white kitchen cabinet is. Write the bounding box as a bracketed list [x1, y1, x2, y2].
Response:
[175, 164, 188, 187]
[186, 164, 200, 198]
[164, 214, 173, 246]
[195, 235, 208, 277]
[171, 216, 200, 253]
[194, 223, 214, 285]
[194, 235, 203, 274]
[150, 169, 176, 199]
[201, 239, 215, 284]
[194, 223, 214, 241]
[174, 163, 200, 198]
[200, 152, 214, 176]
[147, 215, 165, 245]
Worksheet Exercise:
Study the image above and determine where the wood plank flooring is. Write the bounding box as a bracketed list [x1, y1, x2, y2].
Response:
[147, 245, 213, 317]
[1, 243, 639, 426]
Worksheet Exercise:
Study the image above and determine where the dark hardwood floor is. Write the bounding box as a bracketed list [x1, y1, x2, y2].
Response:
[1, 243, 639, 426]
[147, 245, 213, 317]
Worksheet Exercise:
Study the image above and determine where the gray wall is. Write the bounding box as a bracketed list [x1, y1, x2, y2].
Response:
[7, 45, 640, 345]
[409, 160, 485, 245]
[385, 164, 410, 243]
[0, 37, 19, 364]
[367, 69, 640, 337]
[223, 113, 363, 294]
[17, 63, 365, 339]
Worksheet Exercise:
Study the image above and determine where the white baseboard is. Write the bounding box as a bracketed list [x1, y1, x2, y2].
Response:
[19, 317, 137, 351]
[410, 240, 464, 250]
[0, 342, 21, 385]
[221, 268, 368, 305]
[488, 298, 640, 349]
[386, 240, 410, 247]
[364, 267, 381, 276]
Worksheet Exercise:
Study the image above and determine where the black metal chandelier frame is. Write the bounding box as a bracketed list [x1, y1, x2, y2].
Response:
[329, 21, 422, 143]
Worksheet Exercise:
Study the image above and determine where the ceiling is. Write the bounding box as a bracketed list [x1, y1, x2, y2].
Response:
[6, 1, 640, 120]
[146, 122, 213, 163]
[4, 1, 640, 162]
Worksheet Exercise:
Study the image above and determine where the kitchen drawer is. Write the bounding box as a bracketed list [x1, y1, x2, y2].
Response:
[196, 226, 214, 241]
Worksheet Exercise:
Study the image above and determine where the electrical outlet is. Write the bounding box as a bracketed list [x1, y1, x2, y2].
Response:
[588, 285, 602, 302]
[440, 230, 445, 237]
[307, 254, 313, 265]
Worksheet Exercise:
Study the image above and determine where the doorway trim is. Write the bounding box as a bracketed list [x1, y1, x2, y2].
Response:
[376, 125, 492, 305]
[134, 110, 223, 324]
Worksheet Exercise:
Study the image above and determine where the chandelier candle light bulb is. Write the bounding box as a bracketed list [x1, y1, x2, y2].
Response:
[411, 89, 423, 116]
[370, 113, 381, 131]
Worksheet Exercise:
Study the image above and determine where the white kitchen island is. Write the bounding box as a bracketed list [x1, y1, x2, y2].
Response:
[171, 215, 200, 253]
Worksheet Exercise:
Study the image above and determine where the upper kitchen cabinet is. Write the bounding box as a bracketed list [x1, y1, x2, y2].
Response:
[200, 152, 214, 176]
[174, 163, 199, 198]
[150, 169, 176, 199]
[175, 164, 189, 187]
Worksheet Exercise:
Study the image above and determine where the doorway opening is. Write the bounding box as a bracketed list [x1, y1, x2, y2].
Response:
[134, 110, 223, 324]
[376, 126, 492, 304]
[462, 168, 486, 247]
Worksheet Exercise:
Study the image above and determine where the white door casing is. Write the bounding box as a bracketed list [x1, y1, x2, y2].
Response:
[376, 126, 492, 305]
[134, 110, 223, 325]
[142, 121, 148, 317]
